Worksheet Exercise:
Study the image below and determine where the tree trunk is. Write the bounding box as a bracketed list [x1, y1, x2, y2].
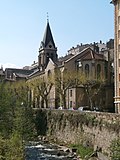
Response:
[62, 92, 66, 109]
[44, 97, 48, 108]
[89, 97, 93, 110]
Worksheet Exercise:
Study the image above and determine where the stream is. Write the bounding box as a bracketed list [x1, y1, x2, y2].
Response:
[25, 141, 78, 160]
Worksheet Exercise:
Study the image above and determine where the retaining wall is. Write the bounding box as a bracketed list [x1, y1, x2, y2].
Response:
[34, 109, 120, 156]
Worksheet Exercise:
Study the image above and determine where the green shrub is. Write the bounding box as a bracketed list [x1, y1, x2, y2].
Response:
[110, 138, 120, 160]
[70, 144, 93, 159]
[0, 132, 24, 160]
[5, 132, 24, 160]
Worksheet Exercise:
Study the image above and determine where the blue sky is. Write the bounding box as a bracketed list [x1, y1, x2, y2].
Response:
[0, 0, 114, 69]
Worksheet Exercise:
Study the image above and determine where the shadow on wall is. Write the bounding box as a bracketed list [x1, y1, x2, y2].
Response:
[35, 109, 47, 136]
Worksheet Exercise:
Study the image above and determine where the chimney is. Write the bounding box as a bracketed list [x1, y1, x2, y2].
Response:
[93, 42, 96, 52]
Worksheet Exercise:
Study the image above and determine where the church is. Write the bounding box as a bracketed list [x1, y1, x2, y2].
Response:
[26, 20, 114, 112]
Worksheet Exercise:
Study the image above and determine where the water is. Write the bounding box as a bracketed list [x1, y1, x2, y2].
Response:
[25, 141, 78, 160]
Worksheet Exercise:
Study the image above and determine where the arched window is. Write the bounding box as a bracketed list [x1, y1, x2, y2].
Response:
[48, 70, 51, 77]
[97, 64, 101, 78]
[85, 64, 89, 77]
[46, 53, 49, 64]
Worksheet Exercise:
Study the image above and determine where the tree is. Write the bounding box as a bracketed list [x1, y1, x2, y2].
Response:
[10, 81, 36, 140]
[0, 80, 35, 140]
[28, 76, 54, 108]
[0, 80, 36, 159]
[77, 72, 105, 111]
[55, 69, 77, 109]
[0, 82, 14, 137]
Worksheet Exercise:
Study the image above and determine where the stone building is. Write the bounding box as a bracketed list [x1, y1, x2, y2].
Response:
[27, 20, 114, 112]
[111, 0, 120, 113]
[4, 68, 33, 82]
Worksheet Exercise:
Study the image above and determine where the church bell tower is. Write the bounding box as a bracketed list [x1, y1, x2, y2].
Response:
[38, 20, 58, 70]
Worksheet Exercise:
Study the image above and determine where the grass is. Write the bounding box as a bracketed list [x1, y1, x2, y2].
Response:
[69, 144, 93, 159]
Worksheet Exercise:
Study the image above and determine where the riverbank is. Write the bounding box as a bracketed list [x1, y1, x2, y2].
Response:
[34, 109, 120, 159]
[37, 135, 102, 160]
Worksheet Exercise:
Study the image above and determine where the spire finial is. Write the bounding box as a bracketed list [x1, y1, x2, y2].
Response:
[1, 65, 3, 70]
[47, 12, 49, 22]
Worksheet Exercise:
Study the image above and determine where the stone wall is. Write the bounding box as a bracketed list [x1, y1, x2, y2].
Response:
[34, 109, 120, 156]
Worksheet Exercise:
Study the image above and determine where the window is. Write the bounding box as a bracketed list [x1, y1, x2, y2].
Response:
[46, 53, 49, 64]
[85, 64, 89, 77]
[77, 61, 82, 71]
[70, 101, 72, 108]
[118, 16, 120, 24]
[118, 45, 120, 52]
[118, 2, 120, 10]
[78, 61, 82, 67]
[97, 64, 101, 79]
[70, 90, 72, 97]
[118, 30, 120, 39]
[48, 70, 51, 77]
[119, 60, 120, 67]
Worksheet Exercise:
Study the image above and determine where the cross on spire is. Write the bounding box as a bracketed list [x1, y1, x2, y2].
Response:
[47, 12, 49, 22]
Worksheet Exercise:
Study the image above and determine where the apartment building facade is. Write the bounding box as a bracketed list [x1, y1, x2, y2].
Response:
[111, 0, 120, 113]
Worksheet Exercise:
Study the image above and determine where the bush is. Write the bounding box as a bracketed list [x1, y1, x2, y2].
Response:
[0, 132, 24, 160]
[70, 144, 93, 159]
[110, 138, 120, 160]
[5, 132, 24, 160]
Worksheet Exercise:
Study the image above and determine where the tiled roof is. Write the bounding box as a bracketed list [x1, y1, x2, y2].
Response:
[5, 68, 34, 80]
[81, 49, 104, 61]
[14, 73, 28, 78]
[57, 54, 74, 66]
[5, 68, 33, 75]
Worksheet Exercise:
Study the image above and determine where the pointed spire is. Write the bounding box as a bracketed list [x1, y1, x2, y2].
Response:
[41, 20, 56, 48]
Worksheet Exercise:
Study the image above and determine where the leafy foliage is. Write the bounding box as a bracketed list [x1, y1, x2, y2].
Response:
[70, 144, 93, 159]
[0, 80, 36, 159]
[110, 138, 120, 160]
[0, 132, 24, 160]
[28, 76, 54, 108]
[5, 132, 24, 160]
[55, 69, 78, 108]
[76, 72, 106, 110]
